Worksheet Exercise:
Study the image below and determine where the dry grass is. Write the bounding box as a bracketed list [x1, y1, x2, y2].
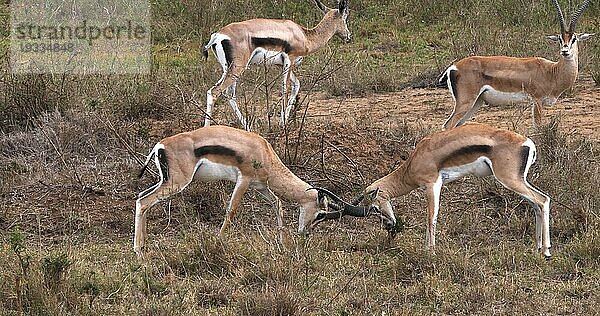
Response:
[1, 0, 600, 314]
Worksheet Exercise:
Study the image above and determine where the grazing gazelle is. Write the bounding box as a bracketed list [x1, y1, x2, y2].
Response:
[202, 0, 351, 129]
[439, 0, 593, 129]
[134, 125, 345, 256]
[316, 123, 552, 258]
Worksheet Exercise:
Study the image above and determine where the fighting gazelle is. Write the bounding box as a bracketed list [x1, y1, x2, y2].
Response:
[316, 123, 552, 258]
[202, 0, 351, 130]
[439, 0, 593, 130]
[134, 125, 348, 257]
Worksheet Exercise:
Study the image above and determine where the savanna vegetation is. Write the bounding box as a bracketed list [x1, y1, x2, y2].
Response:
[0, 0, 599, 314]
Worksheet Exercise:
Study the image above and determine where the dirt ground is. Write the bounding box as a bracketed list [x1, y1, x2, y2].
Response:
[307, 75, 600, 141]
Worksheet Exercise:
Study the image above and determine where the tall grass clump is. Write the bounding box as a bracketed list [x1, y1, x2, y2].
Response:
[0, 0, 599, 315]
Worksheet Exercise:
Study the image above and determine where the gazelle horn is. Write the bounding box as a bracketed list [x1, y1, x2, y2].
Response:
[552, 0, 567, 33]
[568, 0, 590, 33]
[309, 187, 370, 217]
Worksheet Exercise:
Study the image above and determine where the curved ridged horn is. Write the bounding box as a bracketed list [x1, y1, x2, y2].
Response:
[351, 194, 364, 206]
[568, 0, 590, 33]
[309, 187, 370, 217]
[338, 0, 349, 13]
[552, 0, 567, 33]
[342, 204, 370, 217]
[313, 0, 329, 13]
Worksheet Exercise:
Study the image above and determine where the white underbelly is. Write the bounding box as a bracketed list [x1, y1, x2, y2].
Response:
[248, 48, 303, 66]
[481, 85, 532, 106]
[440, 157, 493, 183]
[194, 159, 239, 182]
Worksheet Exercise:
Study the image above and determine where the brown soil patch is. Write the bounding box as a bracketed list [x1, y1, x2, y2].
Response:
[304, 75, 600, 141]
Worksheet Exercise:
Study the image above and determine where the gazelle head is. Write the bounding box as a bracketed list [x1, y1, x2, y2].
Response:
[307, 187, 398, 237]
[314, 0, 352, 43]
[297, 188, 339, 234]
[547, 0, 594, 59]
[352, 188, 397, 237]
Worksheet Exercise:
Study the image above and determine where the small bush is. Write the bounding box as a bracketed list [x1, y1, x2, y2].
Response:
[41, 253, 72, 290]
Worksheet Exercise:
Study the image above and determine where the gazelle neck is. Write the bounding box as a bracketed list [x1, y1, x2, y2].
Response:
[551, 45, 579, 93]
[304, 16, 338, 54]
[555, 43, 579, 77]
[268, 164, 316, 204]
[369, 162, 418, 200]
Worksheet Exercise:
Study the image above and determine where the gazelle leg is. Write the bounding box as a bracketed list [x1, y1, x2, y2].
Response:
[493, 169, 552, 258]
[532, 101, 544, 127]
[284, 71, 300, 122]
[219, 176, 251, 237]
[456, 97, 485, 127]
[225, 82, 248, 130]
[513, 184, 551, 257]
[443, 90, 485, 130]
[258, 187, 284, 243]
[425, 177, 443, 253]
[205, 63, 229, 127]
[206, 63, 246, 128]
[134, 181, 187, 257]
[280, 55, 293, 126]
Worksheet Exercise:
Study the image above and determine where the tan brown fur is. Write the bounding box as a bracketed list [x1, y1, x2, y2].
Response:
[351, 124, 551, 257]
[134, 125, 327, 257]
[441, 0, 593, 129]
[203, 0, 350, 129]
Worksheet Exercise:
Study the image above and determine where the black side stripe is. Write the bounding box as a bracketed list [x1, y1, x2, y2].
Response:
[157, 148, 169, 182]
[251, 37, 292, 54]
[195, 145, 243, 164]
[440, 144, 492, 166]
[519, 146, 530, 178]
[221, 40, 233, 66]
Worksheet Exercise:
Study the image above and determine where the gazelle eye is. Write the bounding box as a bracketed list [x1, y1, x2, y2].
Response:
[315, 213, 325, 221]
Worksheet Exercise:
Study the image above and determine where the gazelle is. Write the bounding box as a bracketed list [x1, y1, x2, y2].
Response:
[202, 0, 351, 130]
[134, 125, 344, 257]
[315, 123, 552, 258]
[439, 0, 593, 130]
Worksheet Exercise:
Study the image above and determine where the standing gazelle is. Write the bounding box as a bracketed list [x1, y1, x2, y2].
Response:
[202, 0, 351, 130]
[439, 0, 593, 130]
[316, 123, 552, 258]
[134, 125, 343, 257]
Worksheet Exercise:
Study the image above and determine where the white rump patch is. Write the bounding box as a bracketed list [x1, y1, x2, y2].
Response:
[207, 33, 232, 68]
[522, 138, 536, 178]
[444, 65, 458, 103]
[440, 156, 493, 184]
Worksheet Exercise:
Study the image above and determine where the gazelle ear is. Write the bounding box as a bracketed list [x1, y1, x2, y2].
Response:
[546, 35, 561, 42]
[317, 190, 328, 208]
[367, 188, 380, 199]
[578, 33, 595, 41]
